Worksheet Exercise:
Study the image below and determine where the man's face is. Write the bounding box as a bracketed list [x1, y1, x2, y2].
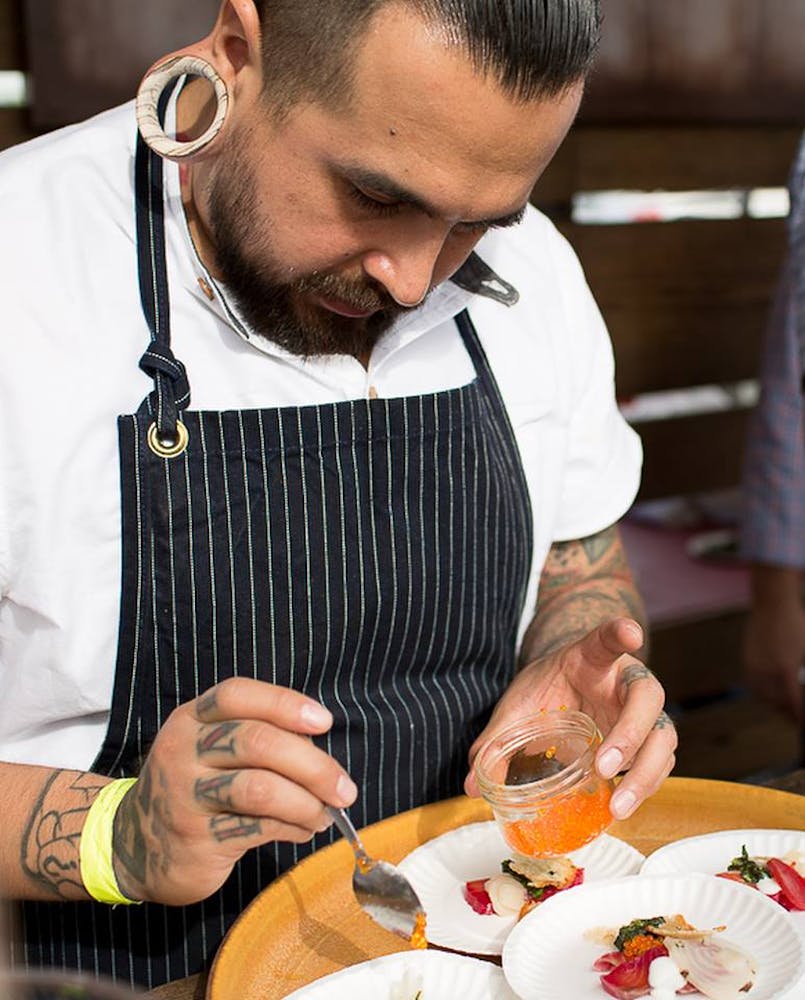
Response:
[200, 6, 583, 358]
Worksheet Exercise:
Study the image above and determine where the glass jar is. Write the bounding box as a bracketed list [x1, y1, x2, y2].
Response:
[475, 709, 613, 857]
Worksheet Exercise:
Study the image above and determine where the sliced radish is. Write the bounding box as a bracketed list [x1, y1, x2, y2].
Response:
[665, 935, 756, 1000]
[484, 873, 527, 916]
[767, 857, 805, 911]
[462, 878, 494, 915]
[599, 945, 668, 999]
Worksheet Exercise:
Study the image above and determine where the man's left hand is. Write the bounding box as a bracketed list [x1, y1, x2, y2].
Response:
[464, 617, 677, 820]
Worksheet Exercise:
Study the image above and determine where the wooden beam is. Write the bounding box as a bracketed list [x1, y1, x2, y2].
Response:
[0, 107, 35, 150]
[0, 0, 25, 70]
[635, 409, 752, 502]
[533, 127, 801, 207]
[557, 217, 786, 395]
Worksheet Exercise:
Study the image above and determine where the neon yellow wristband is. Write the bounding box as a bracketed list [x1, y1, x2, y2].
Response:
[79, 777, 142, 905]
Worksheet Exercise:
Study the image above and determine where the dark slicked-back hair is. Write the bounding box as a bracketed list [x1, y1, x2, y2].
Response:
[252, 0, 601, 115]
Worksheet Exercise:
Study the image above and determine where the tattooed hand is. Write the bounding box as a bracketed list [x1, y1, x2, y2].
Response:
[110, 679, 356, 905]
[463, 617, 677, 820]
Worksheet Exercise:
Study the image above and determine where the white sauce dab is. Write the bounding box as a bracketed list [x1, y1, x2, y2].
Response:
[755, 876, 781, 895]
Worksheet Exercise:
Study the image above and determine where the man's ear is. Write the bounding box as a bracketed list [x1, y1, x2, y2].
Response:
[208, 0, 264, 87]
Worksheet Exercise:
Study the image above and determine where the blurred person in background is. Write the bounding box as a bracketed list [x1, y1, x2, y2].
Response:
[741, 135, 805, 725]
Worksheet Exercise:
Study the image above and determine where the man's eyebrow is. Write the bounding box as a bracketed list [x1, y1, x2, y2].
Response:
[342, 165, 528, 229]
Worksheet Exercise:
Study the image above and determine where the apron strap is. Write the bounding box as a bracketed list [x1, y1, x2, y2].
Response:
[134, 80, 190, 442]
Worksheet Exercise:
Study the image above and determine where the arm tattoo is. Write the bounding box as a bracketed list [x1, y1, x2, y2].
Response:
[197, 721, 239, 756]
[519, 525, 647, 666]
[21, 771, 107, 898]
[210, 814, 262, 842]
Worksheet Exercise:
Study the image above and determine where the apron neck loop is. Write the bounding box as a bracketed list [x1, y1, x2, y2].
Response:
[134, 78, 190, 439]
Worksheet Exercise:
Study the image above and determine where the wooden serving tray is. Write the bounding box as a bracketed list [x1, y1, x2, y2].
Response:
[207, 777, 804, 1000]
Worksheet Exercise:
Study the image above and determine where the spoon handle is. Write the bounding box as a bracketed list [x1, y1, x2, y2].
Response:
[327, 805, 372, 867]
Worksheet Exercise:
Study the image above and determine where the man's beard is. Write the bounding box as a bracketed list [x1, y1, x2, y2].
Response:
[206, 148, 408, 359]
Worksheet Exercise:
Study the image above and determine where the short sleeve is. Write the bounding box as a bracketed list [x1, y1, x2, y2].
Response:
[551, 283, 643, 541]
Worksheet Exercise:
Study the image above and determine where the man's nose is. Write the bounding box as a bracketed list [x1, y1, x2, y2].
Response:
[361, 226, 450, 308]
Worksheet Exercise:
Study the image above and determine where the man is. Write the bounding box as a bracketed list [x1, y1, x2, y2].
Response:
[741, 134, 805, 725]
[0, 0, 676, 987]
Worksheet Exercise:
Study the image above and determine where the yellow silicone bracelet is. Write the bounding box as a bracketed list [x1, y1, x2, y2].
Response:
[79, 777, 142, 905]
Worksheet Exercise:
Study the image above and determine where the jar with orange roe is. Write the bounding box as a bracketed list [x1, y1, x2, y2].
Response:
[474, 710, 613, 857]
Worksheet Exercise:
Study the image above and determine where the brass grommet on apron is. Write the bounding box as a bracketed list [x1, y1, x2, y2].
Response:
[147, 419, 189, 457]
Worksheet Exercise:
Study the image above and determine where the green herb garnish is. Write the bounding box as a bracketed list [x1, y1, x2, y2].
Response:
[728, 845, 768, 884]
[614, 916, 665, 952]
[501, 860, 547, 901]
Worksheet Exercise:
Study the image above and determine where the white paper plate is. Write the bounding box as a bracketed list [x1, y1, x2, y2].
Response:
[397, 822, 644, 956]
[641, 829, 805, 943]
[282, 949, 517, 999]
[502, 872, 804, 1000]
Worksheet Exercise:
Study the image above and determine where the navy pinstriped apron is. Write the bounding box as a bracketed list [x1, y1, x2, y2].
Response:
[19, 123, 533, 988]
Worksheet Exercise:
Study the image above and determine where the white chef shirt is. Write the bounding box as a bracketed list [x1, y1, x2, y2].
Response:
[0, 101, 641, 771]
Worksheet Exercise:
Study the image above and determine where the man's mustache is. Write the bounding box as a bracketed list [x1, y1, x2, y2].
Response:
[295, 271, 398, 314]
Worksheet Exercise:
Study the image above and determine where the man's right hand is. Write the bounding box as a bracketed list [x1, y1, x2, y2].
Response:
[111, 678, 356, 905]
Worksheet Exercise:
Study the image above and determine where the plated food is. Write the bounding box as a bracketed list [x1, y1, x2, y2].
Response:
[716, 846, 804, 912]
[593, 912, 757, 999]
[641, 830, 805, 942]
[501, 873, 804, 1000]
[463, 853, 583, 920]
[397, 821, 644, 955]
[281, 949, 517, 999]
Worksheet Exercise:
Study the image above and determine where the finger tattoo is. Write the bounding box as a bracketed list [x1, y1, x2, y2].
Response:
[210, 814, 262, 842]
[195, 774, 236, 809]
[197, 721, 239, 757]
[621, 663, 656, 689]
[653, 709, 674, 730]
[196, 690, 218, 718]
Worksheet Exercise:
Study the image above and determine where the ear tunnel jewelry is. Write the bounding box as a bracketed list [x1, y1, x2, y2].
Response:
[136, 53, 229, 160]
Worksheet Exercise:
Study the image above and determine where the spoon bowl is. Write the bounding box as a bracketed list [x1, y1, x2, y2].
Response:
[328, 806, 425, 942]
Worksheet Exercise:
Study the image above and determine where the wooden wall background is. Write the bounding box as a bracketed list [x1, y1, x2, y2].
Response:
[0, 0, 31, 149]
[0, 0, 802, 779]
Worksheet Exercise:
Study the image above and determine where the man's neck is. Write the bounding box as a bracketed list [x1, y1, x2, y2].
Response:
[176, 80, 222, 279]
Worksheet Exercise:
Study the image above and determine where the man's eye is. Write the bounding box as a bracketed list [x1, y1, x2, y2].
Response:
[453, 220, 490, 236]
[349, 186, 403, 217]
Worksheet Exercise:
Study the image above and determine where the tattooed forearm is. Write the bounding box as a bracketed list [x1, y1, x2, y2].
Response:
[21, 771, 108, 898]
[519, 525, 647, 666]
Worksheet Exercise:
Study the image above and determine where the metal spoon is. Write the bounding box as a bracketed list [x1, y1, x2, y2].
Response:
[327, 805, 425, 941]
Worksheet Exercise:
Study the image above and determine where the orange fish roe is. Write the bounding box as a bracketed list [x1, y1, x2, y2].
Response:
[502, 779, 612, 856]
[622, 934, 662, 960]
[409, 912, 428, 950]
